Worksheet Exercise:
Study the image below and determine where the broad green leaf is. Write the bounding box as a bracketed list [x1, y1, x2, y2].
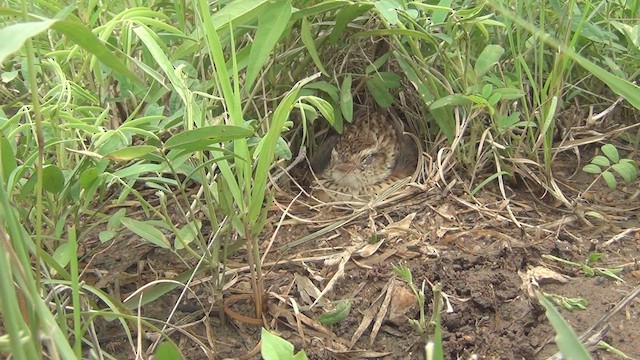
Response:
[590, 155, 610, 167]
[248, 74, 320, 225]
[318, 300, 352, 325]
[245, 0, 292, 90]
[601, 170, 617, 190]
[1, 70, 18, 82]
[52, 21, 143, 86]
[275, 136, 292, 160]
[99, 230, 117, 243]
[135, 25, 188, 102]
[474, 44, 504, 78]
[596, 268, 624, 282]
[111, 164, 164, 179]
[261, 328, 308, 360]
[601, 144, 619, 163]
[612, 162, 638, 183]
[610, 21, 640, 49]
[156, 342, 184, 360]
[378, 71, 401, 88]
[301, 96, 334, 125]
[211, 0, 271, 30]
[375, 0, 400, 24]
[497, 113, 520, 131]
[174, 221, 202, 250]
[340, 75, 353, 123]
[52, 242, 72, 269]
[481, 83, 493, 98]
[198, 0, 247, 213]
[0, 135, 16, 182]
[455, 4, 486, 20]
[365, 52, 389, 74]
[252, 134, 293, 160]
[42, 165, 65, 194]
[294, 103, 319, 122]
[121, 217, 170, 249]
[493, 87, 526, 100]
[304, 81, 339, 101]
[18, 170, 37, 201]
[574, 56, 640, 110]
[300, 17, 328, 75]
[164, 126, 254, 149]
[79, 167, 100, 189]
[488, 92, 501, 106]
[0, 20, 56, 63]
[415, 0, 454, 24]
[602, 56, 626, 78]
[108, 209, 127, 230]
[105, 145, 158, 161]
[584, 211, 604, 219]
[586, 252, 604, 264]
[328, 3, 372, 44]
[582, 164, 601, 174]
[430, 94, 472, 109]
[366, 76, 394, 108]
[394, 52, 434, 102]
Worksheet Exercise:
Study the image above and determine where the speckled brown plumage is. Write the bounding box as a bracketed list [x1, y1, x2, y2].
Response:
[312, 112, 417, 200]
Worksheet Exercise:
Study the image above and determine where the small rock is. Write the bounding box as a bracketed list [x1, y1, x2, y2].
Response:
[387, 284, 419, 326]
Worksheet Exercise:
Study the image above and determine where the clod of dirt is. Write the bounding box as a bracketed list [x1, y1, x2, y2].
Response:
[387, 284, 419, 326]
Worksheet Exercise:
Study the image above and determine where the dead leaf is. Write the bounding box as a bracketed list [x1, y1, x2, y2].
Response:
[354, 240, 385, 258]
[379, 212, 416, 238]
[530, 266, 571, 284]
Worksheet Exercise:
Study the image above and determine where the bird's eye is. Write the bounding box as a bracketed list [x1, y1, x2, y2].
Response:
[361, 154, 374, 166]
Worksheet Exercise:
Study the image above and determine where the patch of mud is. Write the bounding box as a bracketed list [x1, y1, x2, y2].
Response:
[83, 173, 640, 359]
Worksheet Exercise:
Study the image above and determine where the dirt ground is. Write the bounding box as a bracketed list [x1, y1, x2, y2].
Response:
[83, 158, 640, 360]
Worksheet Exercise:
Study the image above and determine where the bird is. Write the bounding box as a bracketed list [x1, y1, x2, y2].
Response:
[311, 111, 417, 201]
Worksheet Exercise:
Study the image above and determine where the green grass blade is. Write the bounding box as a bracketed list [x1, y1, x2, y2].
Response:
[0, 20, 56, 63]
[488, 2, 640, 110]
[537, 293, 593, 360]
[51, 20, 144, 86]
[248, 73, 320, 224]
[301, 17, 328, 75]
[245, 0, 292, 90]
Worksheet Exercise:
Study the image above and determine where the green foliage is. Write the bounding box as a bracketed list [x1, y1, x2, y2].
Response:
[393, 264, 444, 360]
[318, 299, 352, 325]
[537, 293, 594, 360]
[155, 342, 185, 360]
[261, 328, 308, 360]
[542, 292, 589, 311]
[583, 144, 638, 190]
[543, 254, 624, 282]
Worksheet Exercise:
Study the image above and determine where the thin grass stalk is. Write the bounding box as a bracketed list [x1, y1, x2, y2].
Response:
[487, 2, 640, 108]
[21, 0, 43, 295]
[0, 182, 76, 358]
[195, 0, 262, 316]
[20, 2, 47, 356]
[429, 283, 444, 360]
[67, 226, 82, 358]
[0, 227, 34, 360]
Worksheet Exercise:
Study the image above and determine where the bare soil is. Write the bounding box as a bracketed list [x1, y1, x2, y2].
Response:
[82, 164, 640, 359]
